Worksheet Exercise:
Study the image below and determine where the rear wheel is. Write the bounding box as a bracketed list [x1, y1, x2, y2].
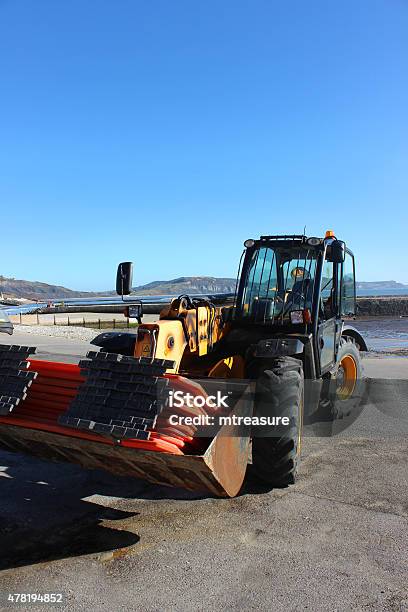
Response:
[251, 356, 304, 487]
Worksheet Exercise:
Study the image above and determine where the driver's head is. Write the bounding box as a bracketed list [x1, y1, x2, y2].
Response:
[291, 266, 310, 281]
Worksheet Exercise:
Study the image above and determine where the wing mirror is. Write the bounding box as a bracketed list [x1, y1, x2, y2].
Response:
[329, 240, 346, 263]
[116, 261, 133, 296]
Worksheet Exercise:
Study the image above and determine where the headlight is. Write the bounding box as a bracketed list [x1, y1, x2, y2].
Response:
[244, 239, 255, 248]
[306, 237, 321, 246]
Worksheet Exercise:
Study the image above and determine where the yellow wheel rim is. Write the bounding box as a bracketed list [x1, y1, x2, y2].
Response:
[336, 355, 357, 399]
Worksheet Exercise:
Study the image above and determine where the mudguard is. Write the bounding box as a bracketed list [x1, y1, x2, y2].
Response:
[341, 324, 368, 352]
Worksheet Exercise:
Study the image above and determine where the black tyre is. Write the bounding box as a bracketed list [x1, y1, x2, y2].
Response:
[332, 337, 363, 416]
[314, 337, 366, 436]
[251, 356, 304, 487]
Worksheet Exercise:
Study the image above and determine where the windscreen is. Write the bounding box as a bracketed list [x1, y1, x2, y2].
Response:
[236, 246, 318, 323]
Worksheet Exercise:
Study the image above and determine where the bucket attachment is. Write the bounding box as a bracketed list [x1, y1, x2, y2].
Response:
[0, 347, 252, 497]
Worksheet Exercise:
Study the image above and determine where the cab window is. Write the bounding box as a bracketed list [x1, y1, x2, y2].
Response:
[243, 247, 277, 307]
[341, 252, 356, 316]
[320, 260, 334, 318]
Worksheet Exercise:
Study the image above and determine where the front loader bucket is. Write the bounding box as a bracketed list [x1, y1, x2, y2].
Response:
[0, 355, 252, 497]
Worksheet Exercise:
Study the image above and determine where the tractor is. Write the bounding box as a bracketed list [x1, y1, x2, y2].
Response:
[0, 231, 366, 497]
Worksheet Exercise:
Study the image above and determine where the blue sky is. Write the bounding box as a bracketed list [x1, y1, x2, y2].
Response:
[1, 0, 407, 290]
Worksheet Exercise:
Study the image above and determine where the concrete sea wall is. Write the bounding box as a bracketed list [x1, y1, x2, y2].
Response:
[357, 297, 408, 317]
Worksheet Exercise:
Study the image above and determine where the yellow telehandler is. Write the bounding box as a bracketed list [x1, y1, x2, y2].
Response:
[0, 232, 366, 497]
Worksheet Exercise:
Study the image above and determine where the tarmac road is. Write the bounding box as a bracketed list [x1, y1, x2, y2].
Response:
[0, 332, 407, 611]
[1, 328, 97, 364]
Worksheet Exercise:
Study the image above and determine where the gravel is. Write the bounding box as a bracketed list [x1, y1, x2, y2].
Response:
[12, 324, 98, 342]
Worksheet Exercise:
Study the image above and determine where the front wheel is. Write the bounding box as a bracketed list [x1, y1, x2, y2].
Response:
[331, 337, 364, 418]
[251, 356, 304, 487]
[314, 337, 366, 435]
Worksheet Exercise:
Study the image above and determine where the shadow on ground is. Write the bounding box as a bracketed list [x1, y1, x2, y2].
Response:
[0, 463, 140, 570]
[0, 443, 288, 571]
[0, 448, 218, 571]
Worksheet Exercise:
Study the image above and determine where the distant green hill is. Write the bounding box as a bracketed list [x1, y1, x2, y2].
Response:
[1, 274, 407, 302]
[0, 275, 99, 300]
[132, 277, 237, 295]
[0, 275, 236, 301]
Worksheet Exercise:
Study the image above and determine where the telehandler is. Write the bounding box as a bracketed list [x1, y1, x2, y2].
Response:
[0, 231, 366, 497]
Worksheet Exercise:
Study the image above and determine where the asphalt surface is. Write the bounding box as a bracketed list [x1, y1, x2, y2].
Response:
[0, 331, 407, 611]
[2, 329, 96, 364]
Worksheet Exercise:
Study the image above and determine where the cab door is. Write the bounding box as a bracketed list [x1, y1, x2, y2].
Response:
[317, 259, 340, 374]
[340, 250, 357, 318]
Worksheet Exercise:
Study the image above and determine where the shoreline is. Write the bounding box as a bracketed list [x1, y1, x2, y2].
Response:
[3, 295, 408, 318]
[8, 318, 408, 357]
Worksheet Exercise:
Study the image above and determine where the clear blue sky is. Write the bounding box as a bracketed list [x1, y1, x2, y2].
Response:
[1, 0, 407, 290]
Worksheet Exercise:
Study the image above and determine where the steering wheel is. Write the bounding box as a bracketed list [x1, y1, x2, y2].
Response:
[282, 287, 308, 316]
[271, 291, 285, 304]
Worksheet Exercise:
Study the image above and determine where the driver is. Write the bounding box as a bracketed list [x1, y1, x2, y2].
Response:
[287, 266, 313, 309]
[291, 266, 310, 282]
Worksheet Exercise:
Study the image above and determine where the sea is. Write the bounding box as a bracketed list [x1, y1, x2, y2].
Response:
[1, 294, 189, 315]
[357, 288, 408, 296]
[1, 287, 408, 316]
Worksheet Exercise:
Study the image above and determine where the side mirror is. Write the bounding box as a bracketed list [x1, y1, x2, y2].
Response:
[330, 240, 346, 264]
[116, 262, 133, 296]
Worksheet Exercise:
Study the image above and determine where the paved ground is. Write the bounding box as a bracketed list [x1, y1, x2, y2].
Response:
[0, 332, 407, 611]
[4, 329, 98, 363]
